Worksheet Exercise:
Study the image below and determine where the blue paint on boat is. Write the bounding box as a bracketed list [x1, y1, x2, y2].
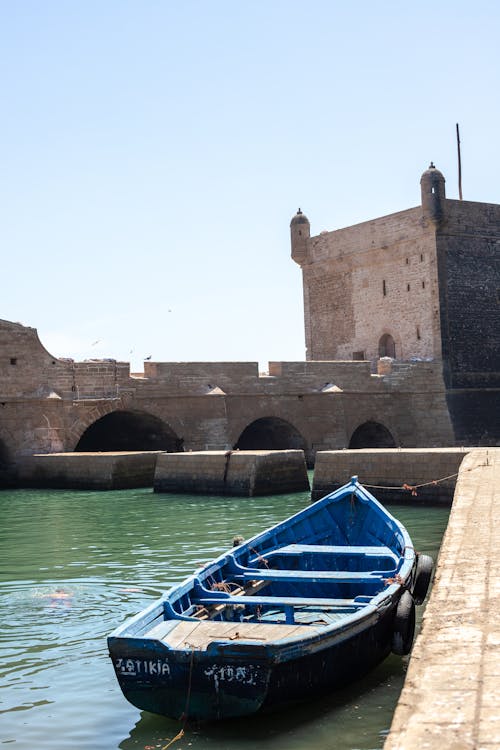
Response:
[108, 477, 432, 721]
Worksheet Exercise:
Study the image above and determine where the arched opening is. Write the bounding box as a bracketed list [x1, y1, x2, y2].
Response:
[0, 438, 14, 488]
[234, 417, 307, 452]
[349, 421, 396, 449]
[75, 411, 182, 452]
[378, 333, 396, 359]
[0, 439, 9, 468]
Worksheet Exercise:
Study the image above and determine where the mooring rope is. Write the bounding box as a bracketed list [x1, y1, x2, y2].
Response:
[161, 728, 185, 749]
[161, 647, 196, 749]
[249, 547, 270, 568]
[362, 461, 488, 496]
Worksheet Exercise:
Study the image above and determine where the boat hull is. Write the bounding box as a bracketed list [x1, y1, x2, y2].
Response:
[109, 599, 395, 721]
[108, 478, 425, 721]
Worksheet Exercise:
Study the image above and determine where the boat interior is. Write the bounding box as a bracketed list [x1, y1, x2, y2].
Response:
[139, 483, 409, 648]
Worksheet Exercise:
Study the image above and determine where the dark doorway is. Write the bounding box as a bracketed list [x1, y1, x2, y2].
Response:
[234, 417, 306, 452]
[378, 333, 396, 358]
[0, 439, 15, 488]
[0, 439, 8, 468]
[75, 411, 182, 452]
[349, 421, 396, 449]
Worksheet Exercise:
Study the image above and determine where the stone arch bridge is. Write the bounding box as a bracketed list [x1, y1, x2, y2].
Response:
[0, 320, 456, 482]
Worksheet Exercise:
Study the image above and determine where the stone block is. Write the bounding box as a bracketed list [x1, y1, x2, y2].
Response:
[18, 451, 161, 490]
[153, 450, 310, 497]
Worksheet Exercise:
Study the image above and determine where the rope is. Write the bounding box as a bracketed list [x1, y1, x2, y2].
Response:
[161, 729, 184, 749]
[180, 647, 195, 721]
[363, 472, 458, 492]
[162, 648, 196, 749]
[249, 547, 270, 568]
[362, 462, 488, 496]
[210, 580, 241, 593]
[222, 450, 232, 483]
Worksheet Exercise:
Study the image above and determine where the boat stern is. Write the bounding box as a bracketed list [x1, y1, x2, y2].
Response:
[108, 635, 272, 721]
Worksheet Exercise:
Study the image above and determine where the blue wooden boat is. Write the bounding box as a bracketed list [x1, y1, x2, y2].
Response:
[108, 477, 433, 721]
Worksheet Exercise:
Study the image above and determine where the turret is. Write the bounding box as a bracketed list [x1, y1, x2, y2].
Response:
[290, 208, 310, 265]
[420, 163, 446, 225]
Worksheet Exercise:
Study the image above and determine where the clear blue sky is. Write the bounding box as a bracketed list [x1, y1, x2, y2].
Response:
[1, 1, 499, 372]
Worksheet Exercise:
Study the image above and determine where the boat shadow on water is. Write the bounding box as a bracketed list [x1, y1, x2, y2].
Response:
[118, 654, 408, 750]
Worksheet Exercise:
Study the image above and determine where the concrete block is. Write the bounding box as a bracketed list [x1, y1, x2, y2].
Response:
[18, 451, 161, 490]
[153, 450, 310, 496]
[311, 448, 471, 503]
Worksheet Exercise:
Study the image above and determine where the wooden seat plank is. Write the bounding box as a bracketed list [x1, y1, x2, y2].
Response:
[271, 544, 395, 556]
[193, 594, 366, 608]
[159, 619, 322, 650]
[235, 569, 388, 583]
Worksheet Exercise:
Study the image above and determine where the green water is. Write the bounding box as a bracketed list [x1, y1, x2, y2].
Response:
[0, 487, 449, 750]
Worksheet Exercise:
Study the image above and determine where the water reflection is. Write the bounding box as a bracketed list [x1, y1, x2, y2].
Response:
[0, 488, 449, 750]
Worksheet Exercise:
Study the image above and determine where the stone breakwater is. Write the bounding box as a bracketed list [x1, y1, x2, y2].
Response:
[17, 449, 310, 496]
[311, 448, 472, 504]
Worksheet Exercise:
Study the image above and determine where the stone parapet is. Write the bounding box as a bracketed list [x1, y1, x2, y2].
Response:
[306, 206, 426, 264]
[443, 198, 500, 236]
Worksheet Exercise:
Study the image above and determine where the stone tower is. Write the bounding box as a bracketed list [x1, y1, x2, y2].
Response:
[420, 162, 446, 225]
[290, 208, 310, 265]
[291, 164, 500, 444]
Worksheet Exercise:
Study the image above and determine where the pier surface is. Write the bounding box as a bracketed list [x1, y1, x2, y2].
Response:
[385, 448, 500, 749]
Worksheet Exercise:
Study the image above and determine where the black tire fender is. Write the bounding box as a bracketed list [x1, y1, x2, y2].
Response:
[412, 554, 434, 605]
[391, 591, 416, 656]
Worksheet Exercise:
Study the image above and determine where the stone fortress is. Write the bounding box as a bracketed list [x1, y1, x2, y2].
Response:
[291, 163, 499, 444]
[1, 165, 499, 485]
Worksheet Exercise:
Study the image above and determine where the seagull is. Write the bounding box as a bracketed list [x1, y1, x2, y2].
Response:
[144, 355, 152, 360]
[91, 339, 101, 346]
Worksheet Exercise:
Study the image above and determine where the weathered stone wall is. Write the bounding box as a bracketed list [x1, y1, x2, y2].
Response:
[143, 361, 260, 392]
[436, 200, 500, 389]
[19, 451, 161, 490]
[0, 319, 131, 400]
[297, 207, 441, 362]
[2, 315, 492, 485]
[311, 448, 470, 503]
[153, 450, 310, 496]
[0, 318, 456, 475]
[291, 169, 500, 447]
[434, 200, 500, 444]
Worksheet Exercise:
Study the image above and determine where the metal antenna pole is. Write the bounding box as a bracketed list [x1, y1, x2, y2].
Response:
[456, 123, 463, 200]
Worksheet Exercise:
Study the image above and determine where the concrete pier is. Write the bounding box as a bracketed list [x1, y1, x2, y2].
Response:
[385, 448, 500, 749]
[312, 448, 472, 503]
[153, 449, 310, 496]
[19, 451, 162, 490]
